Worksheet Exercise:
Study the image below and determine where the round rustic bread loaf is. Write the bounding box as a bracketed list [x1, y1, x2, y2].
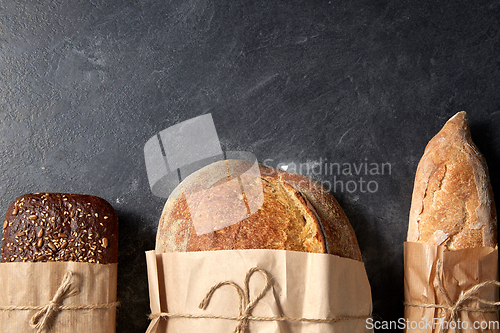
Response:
[407, 111, 497, 250]
[155, 159, 362, 261]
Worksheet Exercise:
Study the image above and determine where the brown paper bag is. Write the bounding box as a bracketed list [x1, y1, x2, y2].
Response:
[404, 242, 499, 333]
[145, 249, 373, 333]
[0, 262, 118, 332]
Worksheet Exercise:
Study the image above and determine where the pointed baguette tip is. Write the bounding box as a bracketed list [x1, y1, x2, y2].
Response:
[448, 111, 468, 124]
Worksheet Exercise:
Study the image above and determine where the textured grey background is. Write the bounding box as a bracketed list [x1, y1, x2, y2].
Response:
[0, 1, 499, 332]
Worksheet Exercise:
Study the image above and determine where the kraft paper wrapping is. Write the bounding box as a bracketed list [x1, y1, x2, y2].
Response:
[145, 249, 373, 333]
[404, 242, 499, 333]
[0, 262, 118, 332]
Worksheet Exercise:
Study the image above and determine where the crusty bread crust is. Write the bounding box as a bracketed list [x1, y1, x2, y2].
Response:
[155, 160, 362, 261]
[407, 111, 497, 250]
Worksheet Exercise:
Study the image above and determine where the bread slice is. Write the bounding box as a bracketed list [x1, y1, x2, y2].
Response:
[407, 111, 497, 250]
[155, 159, 362, 261]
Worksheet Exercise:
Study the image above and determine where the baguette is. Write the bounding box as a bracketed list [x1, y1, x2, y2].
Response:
[407, 111, 497, 249]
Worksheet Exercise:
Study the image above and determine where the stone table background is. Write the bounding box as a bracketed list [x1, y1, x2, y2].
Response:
[1, 1, 499, 332]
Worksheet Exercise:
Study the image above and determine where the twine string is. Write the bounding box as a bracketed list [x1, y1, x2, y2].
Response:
[405, 259, 500, 333]
[149, 266, 370, 332]
[28, 271, 79, 332]
[198, 267, 271, 333]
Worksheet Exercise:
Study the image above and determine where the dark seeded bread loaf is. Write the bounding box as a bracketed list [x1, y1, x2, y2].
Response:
[1, 193, 118, 263]
[155, 159, 363, 261]
[407, 112, 497, 250]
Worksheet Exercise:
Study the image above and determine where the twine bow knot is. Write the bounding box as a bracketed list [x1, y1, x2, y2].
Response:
[198, 267, 271, 333]
[28, 271, 79, 332]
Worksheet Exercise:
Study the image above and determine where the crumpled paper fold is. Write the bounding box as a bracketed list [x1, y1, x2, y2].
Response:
[404, 242, 499, 333]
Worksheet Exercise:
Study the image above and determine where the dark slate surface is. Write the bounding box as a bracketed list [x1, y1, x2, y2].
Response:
[1, 1, 499, 332]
